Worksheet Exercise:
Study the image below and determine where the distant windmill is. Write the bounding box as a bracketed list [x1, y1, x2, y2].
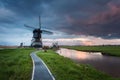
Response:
[24, 16, 53, 48]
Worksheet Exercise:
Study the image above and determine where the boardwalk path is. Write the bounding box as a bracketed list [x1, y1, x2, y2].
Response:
[30, 52, 55, 80]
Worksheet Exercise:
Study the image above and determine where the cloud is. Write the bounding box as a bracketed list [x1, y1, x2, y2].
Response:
[50, 0, 110, 15]
[91, 0, 111, 5]
[42, 37, 120, 46]
[86, 3, 120, 38]
[50, 0, 120, 39]
[0, 27, 32, 46]
[0, 7, 16, 24]
[0, 0, 53, 17]
[87, 3, 120, 25]
[0, 0, 120, 46]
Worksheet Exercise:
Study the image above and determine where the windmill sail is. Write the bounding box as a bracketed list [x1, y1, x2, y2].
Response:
[24, 24, 35, 29]
[39, 16, 41, 29]
[42, 30, 53, 34]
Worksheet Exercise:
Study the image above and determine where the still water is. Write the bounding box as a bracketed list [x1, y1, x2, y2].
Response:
[57, 48, 120, 77]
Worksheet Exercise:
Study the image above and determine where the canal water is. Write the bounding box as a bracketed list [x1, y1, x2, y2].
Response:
[57, 48, 120, 77]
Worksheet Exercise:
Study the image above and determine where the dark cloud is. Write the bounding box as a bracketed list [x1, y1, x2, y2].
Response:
[48, 0, 120, 39]
[0, 0, 120, 41]
[91, 0, 111, 5]
[0, 0, 53, 17]
[85, 3, 120, 38]
[0, 18, 15, 24]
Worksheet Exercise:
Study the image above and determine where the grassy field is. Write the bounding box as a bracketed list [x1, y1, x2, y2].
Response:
[37, 50, 120, 80]
[62, 46, 120, 57]
[0, 48, 120, 80]
[0, 48, 34, 80]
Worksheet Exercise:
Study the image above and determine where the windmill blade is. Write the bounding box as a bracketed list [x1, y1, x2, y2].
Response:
[24, 24, 35, 29]
[39, 16, 41, 29]
[42, 30, 53, 34]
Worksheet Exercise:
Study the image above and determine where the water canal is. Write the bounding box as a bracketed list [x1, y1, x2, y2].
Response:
[57, 48, 120, 77]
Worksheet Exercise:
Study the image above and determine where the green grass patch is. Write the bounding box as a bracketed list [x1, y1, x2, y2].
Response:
[63, 46, 120, 57]
[37, 50, 120, 80]
[0, 48, 35, 80]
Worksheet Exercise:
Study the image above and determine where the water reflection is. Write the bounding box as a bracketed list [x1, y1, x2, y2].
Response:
[57, 48, 102, 60]
[57, 48, 120, 77]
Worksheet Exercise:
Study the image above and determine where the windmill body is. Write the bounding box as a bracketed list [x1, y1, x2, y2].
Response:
[31, 29, 42, 47]
[24, 16, 52, 48]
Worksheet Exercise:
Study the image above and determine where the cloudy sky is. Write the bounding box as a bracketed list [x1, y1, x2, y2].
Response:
[0, 0, 120, 46]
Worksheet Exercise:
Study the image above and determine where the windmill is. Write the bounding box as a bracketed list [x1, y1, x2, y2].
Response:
[24, 16, 53, 48]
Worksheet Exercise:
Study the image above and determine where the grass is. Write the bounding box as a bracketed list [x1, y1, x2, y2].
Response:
[0, 47, 120, 80]
[0, 48, 35, 80]
[62, 46, 120, 57]
[37, 50, 120, 80]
